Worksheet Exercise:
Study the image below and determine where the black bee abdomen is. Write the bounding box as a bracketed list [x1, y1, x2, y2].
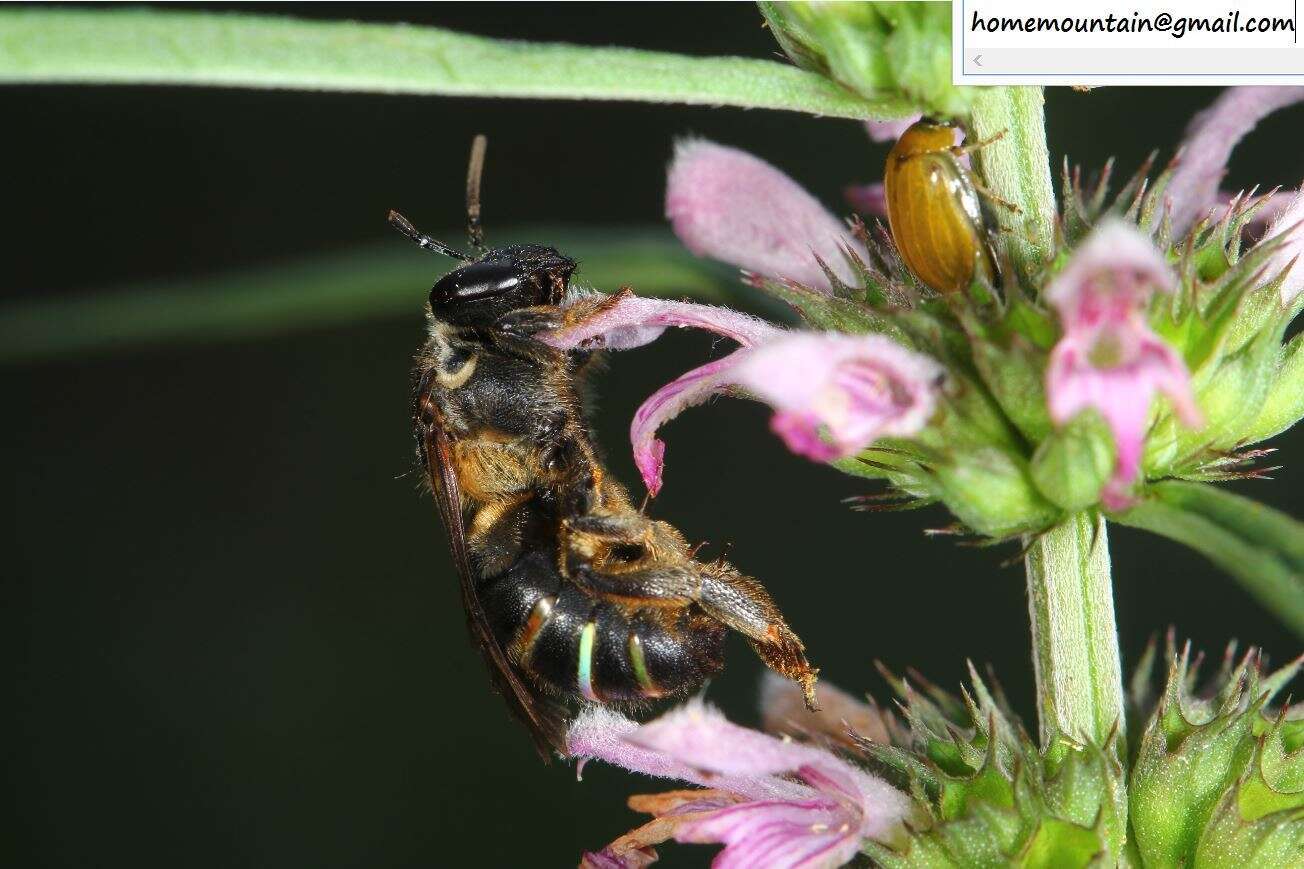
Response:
[529, 583, 594, 693]
[629, 611, 726, 698]
[478, 550, 560, 650]
[589, 604, 640, 701]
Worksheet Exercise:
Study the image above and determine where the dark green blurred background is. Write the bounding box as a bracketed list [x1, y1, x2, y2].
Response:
[6, 4, 1303, 866]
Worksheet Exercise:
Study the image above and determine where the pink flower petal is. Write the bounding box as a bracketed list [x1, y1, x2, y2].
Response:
[537, 290, 940, 495]
[573, 700, 910, 869]
[568, 706, 713, 787]
[1257, 189, 1304, 305]
[629, 333, 941, 494]
[631, 701, 839, 781]
[543, 290, 783, 353]
[730, 333, 943, 458]
[630, 350, 749, 496]
[1044, 219, 1175, 314]
[630, 701, 910, 824]
[666, 139, 868, 293]
[1168, 87, 1304, 234]
[676, 800, 858, 869]
[1045, 221, 1202, 510]
[843, 182, 886, 218]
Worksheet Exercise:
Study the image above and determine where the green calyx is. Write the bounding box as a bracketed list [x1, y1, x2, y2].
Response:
[860, 663, 1128, 867]
[845, 639, 1301, 868]
[758, 0, 973, 119]
[1128, 636, 1304, 868]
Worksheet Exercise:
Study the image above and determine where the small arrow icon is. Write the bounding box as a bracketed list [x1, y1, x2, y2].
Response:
[973, 54, 984, 67]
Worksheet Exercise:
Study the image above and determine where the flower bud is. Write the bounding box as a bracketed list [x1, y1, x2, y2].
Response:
[1030, 412, 1115, 513]
[928, 447, 1060, 538]
[758, 1, 973, 119]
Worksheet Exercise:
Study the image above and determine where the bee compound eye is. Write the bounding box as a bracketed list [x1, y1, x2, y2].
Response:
[430, 261, 524, 308]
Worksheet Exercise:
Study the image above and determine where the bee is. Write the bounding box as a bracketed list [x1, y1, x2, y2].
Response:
[391, 136, 818, 757]
[883, 119, 1002, 295]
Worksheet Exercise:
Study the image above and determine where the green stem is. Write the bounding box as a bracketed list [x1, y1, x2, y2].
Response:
[968, 87, 1119, 751]
[968, 87, 1057, 283]
[0, 8, 905, 119]
[1024, 513, 1126, 751]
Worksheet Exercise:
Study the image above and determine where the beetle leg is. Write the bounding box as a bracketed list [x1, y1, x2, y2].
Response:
[951, 127, 1008, 158]
[969, 178, 1023, 215]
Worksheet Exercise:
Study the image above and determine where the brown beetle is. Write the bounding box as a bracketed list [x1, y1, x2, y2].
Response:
[884, 119, 1000, 295]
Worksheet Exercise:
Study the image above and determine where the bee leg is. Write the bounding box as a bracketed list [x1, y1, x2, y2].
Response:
[696, 567, 820, 712]
[496, 287, 634, 342]
[494, 306, 566, 338]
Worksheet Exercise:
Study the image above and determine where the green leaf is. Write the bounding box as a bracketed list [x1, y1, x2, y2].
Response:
[0, 7, 905, 119]
[1114, 481, 1304, 639]
[0, 226, 738, 364]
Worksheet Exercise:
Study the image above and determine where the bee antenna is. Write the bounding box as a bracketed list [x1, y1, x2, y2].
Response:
[387, 210, 470, 261]
[466, 134, 487, 254]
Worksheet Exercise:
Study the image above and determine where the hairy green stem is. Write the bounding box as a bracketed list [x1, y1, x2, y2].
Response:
[967, 87, 1122, 753]
[0, 8, 906, 119]
[1025, 513, 1126, 751]
[968, 87, 1057, 282]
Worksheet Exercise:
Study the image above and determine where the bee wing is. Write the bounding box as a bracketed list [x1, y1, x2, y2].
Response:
[417, 402, 569, 759]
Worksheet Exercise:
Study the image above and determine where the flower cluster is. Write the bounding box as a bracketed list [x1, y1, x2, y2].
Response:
[544, 86, 1304, 540]
[575, 643, 1302, 868]
[570, 699, 912, 868]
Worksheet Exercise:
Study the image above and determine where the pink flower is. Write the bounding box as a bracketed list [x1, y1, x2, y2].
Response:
[843, 181, 886, 218]
[543, 289, 782, 352]
[759, 671, 892, 749]
[570, 702, 911, 869]
[727, 332, 941, 462]
[665, 140, 868, 293]
[1045, 221, 1203, 510]
[545, 293, 941, 496]
[1168, 86, 1304, 234]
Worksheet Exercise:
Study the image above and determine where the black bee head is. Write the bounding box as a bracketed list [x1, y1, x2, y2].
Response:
[430, 245, 575, 329]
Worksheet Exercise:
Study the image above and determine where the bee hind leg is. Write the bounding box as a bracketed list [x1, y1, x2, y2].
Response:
[697, 567, 820, 712]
